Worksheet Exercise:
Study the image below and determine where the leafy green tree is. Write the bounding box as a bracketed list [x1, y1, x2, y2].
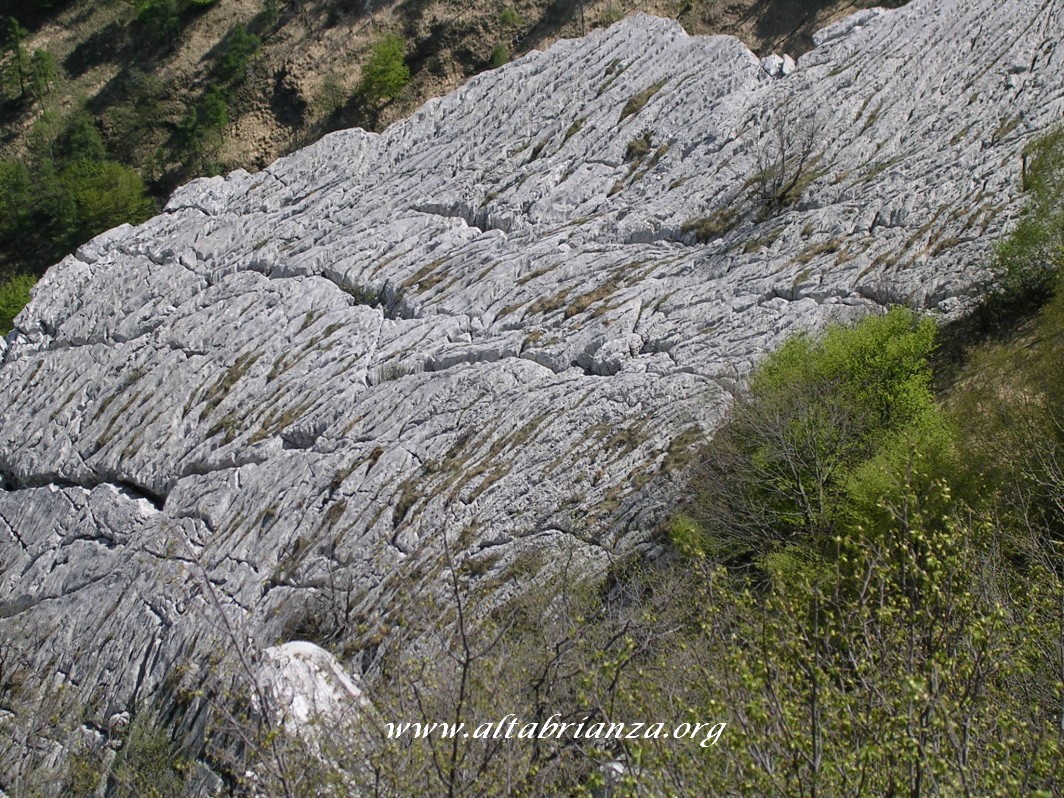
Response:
[357, 33, 409, 110]
[129, 0, 181, 43]
[179, 84, 229, 162]
[688, 307, 941, 563]
[998, 129, 1064, 293]
[0, 274, 36, 334]
[57, 110, 107, 164]
[197, 85, 229, 131]
[3, 17, 29, 96]
[641, 477, 1062, 797]
[60, 160, 155, 244]
[0, 159, 32, 255]
[29, 48, 56, 102]
[104, 69, 167, 164]
[28, 155, 78, 259]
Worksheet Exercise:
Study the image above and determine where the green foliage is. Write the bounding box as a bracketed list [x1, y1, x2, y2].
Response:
[499, 7, 524, 27]
[660, 489, 1062, 796]
[64, 746, 103, 796]
[57, 110, 107, 163]
[950, 127, 1064, 342]
[130, 0, 182, 42]
[104, 69, 168, 166]
[689, 308, 942, 563]
[197, 85, 229, 128]
[993, 129, 1064, 297]
[0, 159, 32, 251]
[0, 274, 36, 334]
[0, 103, 154, 275]
[29, 48, 57, 103]
[256, 0, 281, 29]
[180, 85, 229, 159]
[3, 17, 29, 97]
[61, 160, 155, 243]
[665, 512, 705, 559]
[357, 33, 409, 108]
[489, 43, 509, 69]
[314, 72, 345, 117]
[111, 713, 187, 798]
[751, 308, 938, 433]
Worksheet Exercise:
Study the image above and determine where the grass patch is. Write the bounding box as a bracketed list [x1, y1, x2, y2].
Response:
[563, 117, 586, 143]
[794, 238, 842, 265]
[596, 58, 627, 96]
[624, 131, 653, 162]
[681, 207, 739, 244]
[565, 275, 623, 319]
[527, 288, 572, 316]
[619, 79, 667, 123]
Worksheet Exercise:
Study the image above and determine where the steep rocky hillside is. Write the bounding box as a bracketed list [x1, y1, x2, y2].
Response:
[1, 0, 1062, 792]
[1, 0, 901, 186]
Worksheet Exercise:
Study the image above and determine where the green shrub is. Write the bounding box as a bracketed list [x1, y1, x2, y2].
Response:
[130, 0, 181, 42]
[489, 43, 509, 69]
[959, 127, 1064, 337]
[57, 110, 107, 164]
[689, 307, 942, 563]
[995, 130, 1064, 290]
[61, 160, 155, 243]
[0, 159, 32, 246]
[3, 18, 29, 97]
[358, 34, 409, 108]
[111, 713, 186, 798]
[0, 274, 36, 334]
[29, 49, 57, 102]
[499, 7, 524, 27]
[181, 85, 229, 155]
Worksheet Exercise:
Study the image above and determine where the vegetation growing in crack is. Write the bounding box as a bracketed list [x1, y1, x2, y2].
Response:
[680, 206, 739, 243]
[618, 78, 666, 123]
[750, 101, 823, 217]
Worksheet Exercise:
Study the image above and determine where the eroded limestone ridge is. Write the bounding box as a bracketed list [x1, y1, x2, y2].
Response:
[1, 0, 1062, 790]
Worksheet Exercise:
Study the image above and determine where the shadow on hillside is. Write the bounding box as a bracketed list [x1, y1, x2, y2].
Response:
[517, 1, 581, 56]
[748, 0, 849, 54]
[64, 21, 131, 78]
[748, 0, 912, 55]
[0, 0, 77, 31]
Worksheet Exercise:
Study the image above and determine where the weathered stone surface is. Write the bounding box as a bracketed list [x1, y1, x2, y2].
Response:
[257, 642, 369, 735]
[1, 0, 1063, 789]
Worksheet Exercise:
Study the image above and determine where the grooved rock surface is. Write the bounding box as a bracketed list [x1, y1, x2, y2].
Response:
[2, 0, 1063, 788]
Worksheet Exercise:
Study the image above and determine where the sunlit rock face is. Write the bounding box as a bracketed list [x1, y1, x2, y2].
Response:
[1, 0, 1062, 790]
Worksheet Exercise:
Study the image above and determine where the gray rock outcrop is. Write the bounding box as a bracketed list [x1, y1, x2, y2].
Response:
[2, 0, 1063, 789]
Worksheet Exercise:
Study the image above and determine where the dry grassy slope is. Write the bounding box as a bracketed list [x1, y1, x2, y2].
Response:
[3, 0, 899, 183]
